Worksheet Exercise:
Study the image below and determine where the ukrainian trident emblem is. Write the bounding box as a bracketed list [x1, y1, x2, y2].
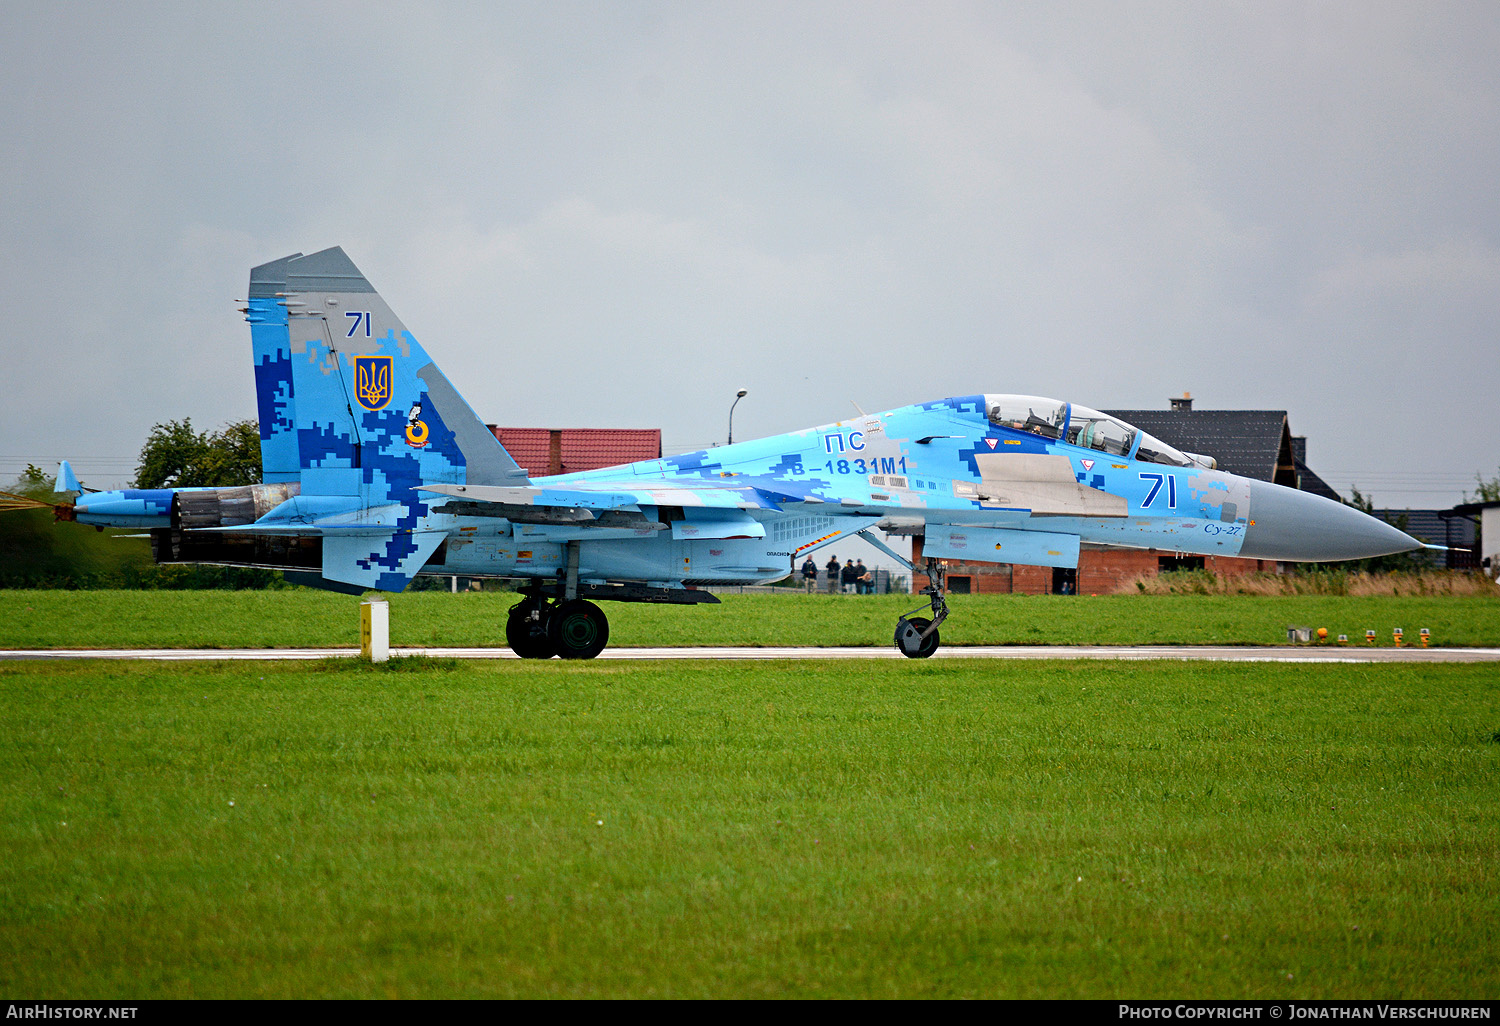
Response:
[354, 355, 393, 411]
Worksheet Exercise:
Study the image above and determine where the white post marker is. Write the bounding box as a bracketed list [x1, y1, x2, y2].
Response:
[361, 599, 390, 663]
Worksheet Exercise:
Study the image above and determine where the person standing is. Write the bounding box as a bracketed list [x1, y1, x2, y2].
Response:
[825, 555, 841, 593]
[801, 556, 818, 593]
[840, 558, 858, 594]
[855, 559, 872, 594]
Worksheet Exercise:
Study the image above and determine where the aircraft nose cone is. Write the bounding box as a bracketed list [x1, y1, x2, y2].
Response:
[1239, 479, 1423, 562]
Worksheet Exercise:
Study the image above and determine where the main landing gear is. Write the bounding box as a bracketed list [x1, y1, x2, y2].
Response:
[506, 595, 610, 660]
[894, 558, 950, 659]
[503, 571, 720, 661]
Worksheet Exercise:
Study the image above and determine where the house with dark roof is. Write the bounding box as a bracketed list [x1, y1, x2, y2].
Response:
[1290, 438, 1343, 503]
[1103, 402, 1299, 488]
[1105, 397, 1344, 500]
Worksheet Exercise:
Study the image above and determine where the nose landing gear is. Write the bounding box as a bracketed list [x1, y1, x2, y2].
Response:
[894, 558, 950, 659]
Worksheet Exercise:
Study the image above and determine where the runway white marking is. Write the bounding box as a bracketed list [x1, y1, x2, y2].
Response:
[4, 646, 1499, 663]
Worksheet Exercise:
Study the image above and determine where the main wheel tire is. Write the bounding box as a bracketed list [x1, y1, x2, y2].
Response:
[547, 599, 610, 660]
[506, 601, 556, 659]
[894, 616, 940, 659]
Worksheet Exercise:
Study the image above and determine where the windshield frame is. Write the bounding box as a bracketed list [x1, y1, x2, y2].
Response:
[984, 394, 1067, 440]
[1063, 404, 1137, 458]
[983, 395, 1199, 467]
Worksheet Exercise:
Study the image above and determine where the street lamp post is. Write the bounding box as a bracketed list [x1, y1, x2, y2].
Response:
[728, 389, 748, 446]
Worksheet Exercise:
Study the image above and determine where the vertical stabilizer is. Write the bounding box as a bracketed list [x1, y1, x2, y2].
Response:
[247, 246, 529, 592]
[248, 254, 302, 483]
[275, 247, 529, 497]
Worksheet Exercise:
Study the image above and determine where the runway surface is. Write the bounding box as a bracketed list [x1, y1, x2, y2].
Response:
[5, 645, 1500, 663]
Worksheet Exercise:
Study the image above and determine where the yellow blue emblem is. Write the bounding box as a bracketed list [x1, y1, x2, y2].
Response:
[354, 355, 393, 411]
[405, 402, 429, 448]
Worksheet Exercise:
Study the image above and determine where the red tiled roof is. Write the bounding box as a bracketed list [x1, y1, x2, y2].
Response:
[488, 428, 552, 476]
[488, 427, 661, 476]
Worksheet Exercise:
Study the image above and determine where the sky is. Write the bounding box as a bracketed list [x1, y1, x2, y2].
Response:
[4, 1, 1497, 525]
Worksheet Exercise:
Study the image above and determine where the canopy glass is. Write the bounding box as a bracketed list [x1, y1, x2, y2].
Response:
[984, 394, 1195, 467]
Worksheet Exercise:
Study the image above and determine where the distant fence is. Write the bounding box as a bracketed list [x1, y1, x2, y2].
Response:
[426, 571, 909, 596]
[707, 570, 908, 596]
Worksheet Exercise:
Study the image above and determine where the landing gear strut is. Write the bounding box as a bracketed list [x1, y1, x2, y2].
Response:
[505, 595, 611, 660]
[894, 558, 950, 659]
[506, 596, 556, 659]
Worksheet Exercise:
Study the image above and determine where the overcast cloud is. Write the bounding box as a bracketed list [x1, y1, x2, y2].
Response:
[3, 1, 1496, 509]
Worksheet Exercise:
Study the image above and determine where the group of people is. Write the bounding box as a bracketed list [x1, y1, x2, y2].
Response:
[800, 554, 877, 594]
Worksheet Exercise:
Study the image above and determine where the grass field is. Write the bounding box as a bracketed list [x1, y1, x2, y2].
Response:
[3, 589, 1499, 649]
[2, 656, 1496, 998]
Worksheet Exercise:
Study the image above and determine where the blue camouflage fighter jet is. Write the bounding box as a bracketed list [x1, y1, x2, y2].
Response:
[60, 247, 1424, 658]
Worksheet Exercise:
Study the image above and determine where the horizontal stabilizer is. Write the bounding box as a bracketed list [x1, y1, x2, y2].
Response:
[322, 530, 448, 591]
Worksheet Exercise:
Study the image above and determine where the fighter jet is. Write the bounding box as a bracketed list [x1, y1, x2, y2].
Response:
[59, 248, 1423, 658]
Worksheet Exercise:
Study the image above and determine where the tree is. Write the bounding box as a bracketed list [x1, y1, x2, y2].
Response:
[20, 463, 50, 490]
[135, 418, 261, 488]
[1467, 468, 1500, 504]
[196, 419, 262, 488]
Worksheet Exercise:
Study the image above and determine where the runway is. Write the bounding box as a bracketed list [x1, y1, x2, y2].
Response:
[4, 645, 1499, 663]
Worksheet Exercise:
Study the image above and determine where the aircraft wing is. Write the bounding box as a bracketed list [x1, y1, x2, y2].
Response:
[415, 480, 810, 541]
[422, 453, 1124, 520]
[417, 481, 788, 513]
[416, 451, 1122, 569]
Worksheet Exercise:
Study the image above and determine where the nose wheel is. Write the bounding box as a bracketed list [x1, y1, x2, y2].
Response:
[894, 616, 940, 658]
[894, 559, 950, 659]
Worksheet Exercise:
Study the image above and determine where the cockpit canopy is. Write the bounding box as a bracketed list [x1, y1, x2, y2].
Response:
[985, 395, 1067, 439]
[983, 394, 1196, 467]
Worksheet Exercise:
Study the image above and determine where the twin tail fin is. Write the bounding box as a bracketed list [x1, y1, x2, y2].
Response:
[248, 247, 528, 497]
[245, 247, 528, 591]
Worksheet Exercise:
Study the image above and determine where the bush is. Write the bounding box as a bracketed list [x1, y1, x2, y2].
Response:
[1123, 569, 1495, 597]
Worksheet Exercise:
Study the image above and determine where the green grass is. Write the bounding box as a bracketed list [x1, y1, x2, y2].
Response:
[2, 657, 1496, 998]
[2, 589, 1499, 650]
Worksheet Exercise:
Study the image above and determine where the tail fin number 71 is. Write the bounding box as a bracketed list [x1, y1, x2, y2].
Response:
[346, 311, 372, 337]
